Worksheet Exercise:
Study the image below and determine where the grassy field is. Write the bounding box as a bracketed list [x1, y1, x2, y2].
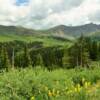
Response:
[0, 34, 71, 47]
[0, 67, 100, 100]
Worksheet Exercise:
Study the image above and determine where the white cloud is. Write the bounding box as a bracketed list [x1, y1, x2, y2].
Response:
[0, 0, 100, 29]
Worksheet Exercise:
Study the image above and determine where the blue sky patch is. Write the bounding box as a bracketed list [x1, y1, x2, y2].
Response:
[16, 0, 29, 6]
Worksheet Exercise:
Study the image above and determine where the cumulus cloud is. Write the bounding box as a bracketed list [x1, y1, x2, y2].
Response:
[0, 0, 100, 29]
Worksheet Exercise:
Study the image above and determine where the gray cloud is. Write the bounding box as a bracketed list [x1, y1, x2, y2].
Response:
[0, 0, 100, 29]
[88, 10, 100, 23]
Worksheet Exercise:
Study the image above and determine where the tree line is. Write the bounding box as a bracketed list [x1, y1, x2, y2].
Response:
[0, 41, 64, 70]
[68, 35, 100, 68]
[0, 36, 100, 71]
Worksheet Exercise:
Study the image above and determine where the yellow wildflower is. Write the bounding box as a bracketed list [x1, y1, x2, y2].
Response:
[87, 82, 91, 86]
[76, 84, 81, 92]
[52, 88, 56, 96]
[77, 86, 81, 92]
[84, 81, 91, 88]
[74, 87, 77, 92]
[31, 96, 35, 100]
[95, 84, 99, 88]
[84, 82, 88, 88]
[87, 86, 96, 93]
[96, 81, 100, 88]
[48, 90, 52, 97]
[77, 84, 80, 88]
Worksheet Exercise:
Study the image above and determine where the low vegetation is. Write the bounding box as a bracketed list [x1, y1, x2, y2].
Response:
[0, 67, 100, 100]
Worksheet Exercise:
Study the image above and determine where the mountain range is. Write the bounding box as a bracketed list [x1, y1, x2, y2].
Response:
[44, 23, 100, 38]
[0, 23, 100, 40]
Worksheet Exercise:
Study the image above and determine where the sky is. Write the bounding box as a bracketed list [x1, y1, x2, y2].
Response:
[0, 0, 100, 29]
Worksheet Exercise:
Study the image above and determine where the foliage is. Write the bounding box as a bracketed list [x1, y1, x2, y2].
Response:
[0, 67, 100, 100]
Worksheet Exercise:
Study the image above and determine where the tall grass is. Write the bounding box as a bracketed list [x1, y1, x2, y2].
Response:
[0, 67, 100, 100]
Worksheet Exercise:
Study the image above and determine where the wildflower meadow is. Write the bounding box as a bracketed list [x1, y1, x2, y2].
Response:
[0, 67, 100, 100]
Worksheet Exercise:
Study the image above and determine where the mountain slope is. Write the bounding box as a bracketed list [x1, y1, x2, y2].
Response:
[45, 23, 100, 37]
[0, 25, 74, 40]
[0, 23, 100, 39]
[0, 25, 41, 35]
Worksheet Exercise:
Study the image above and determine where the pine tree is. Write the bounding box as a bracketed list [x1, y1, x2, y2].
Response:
[36, 53, 43, 66]
[68, 43, 80, 68]
[0, 47, 4, 69]
[90, 41, 98, 60]
[3, 47, 10, 70]
[11, 47, 15, 69]
[0, 46, 10, 70]
[68, 35, 90, 68]
[23, 45, 31, 68]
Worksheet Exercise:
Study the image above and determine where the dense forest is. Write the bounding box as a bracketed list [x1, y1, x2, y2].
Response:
[0, 35, 100, 71]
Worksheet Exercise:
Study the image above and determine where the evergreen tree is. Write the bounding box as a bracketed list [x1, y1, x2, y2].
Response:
[54, 47, 64, 67]
[90, 41, 98, 61]
[36, 53, 43, 66]
[3, 47, 10, 70]
[0, 47, 4, 69]
[23, 45, 31, 67]
[0, 46, 10, 70]
[11, 47, 15, 69]
[68, 35, 90, 68]
[68, 43, 80, 68]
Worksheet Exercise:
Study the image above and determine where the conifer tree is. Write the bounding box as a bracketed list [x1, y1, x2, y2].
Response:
[90, 41, 98, 60]
[36, 53, 43, 66]
[23, 45, 31, 67]
[3, 47, 10, 70]
[68, 35, 90, 68]
[0, 46, 10, 70]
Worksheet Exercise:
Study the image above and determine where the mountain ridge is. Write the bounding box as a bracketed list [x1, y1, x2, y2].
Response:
[0, 23, 100, 39]
[45, 23, 100, 37]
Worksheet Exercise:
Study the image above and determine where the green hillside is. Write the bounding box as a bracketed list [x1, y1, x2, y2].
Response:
[0, 34, 72, 47]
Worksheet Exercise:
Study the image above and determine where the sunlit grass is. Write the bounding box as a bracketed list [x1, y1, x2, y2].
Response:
[0, 34, 71, 47]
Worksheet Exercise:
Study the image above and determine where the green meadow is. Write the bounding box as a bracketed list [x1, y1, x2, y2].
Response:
[0, 34, 71, 47]
[0, 67, 100, 100]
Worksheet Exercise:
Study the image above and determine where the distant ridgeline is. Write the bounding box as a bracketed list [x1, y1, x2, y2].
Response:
[0, 23, 100, 40]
